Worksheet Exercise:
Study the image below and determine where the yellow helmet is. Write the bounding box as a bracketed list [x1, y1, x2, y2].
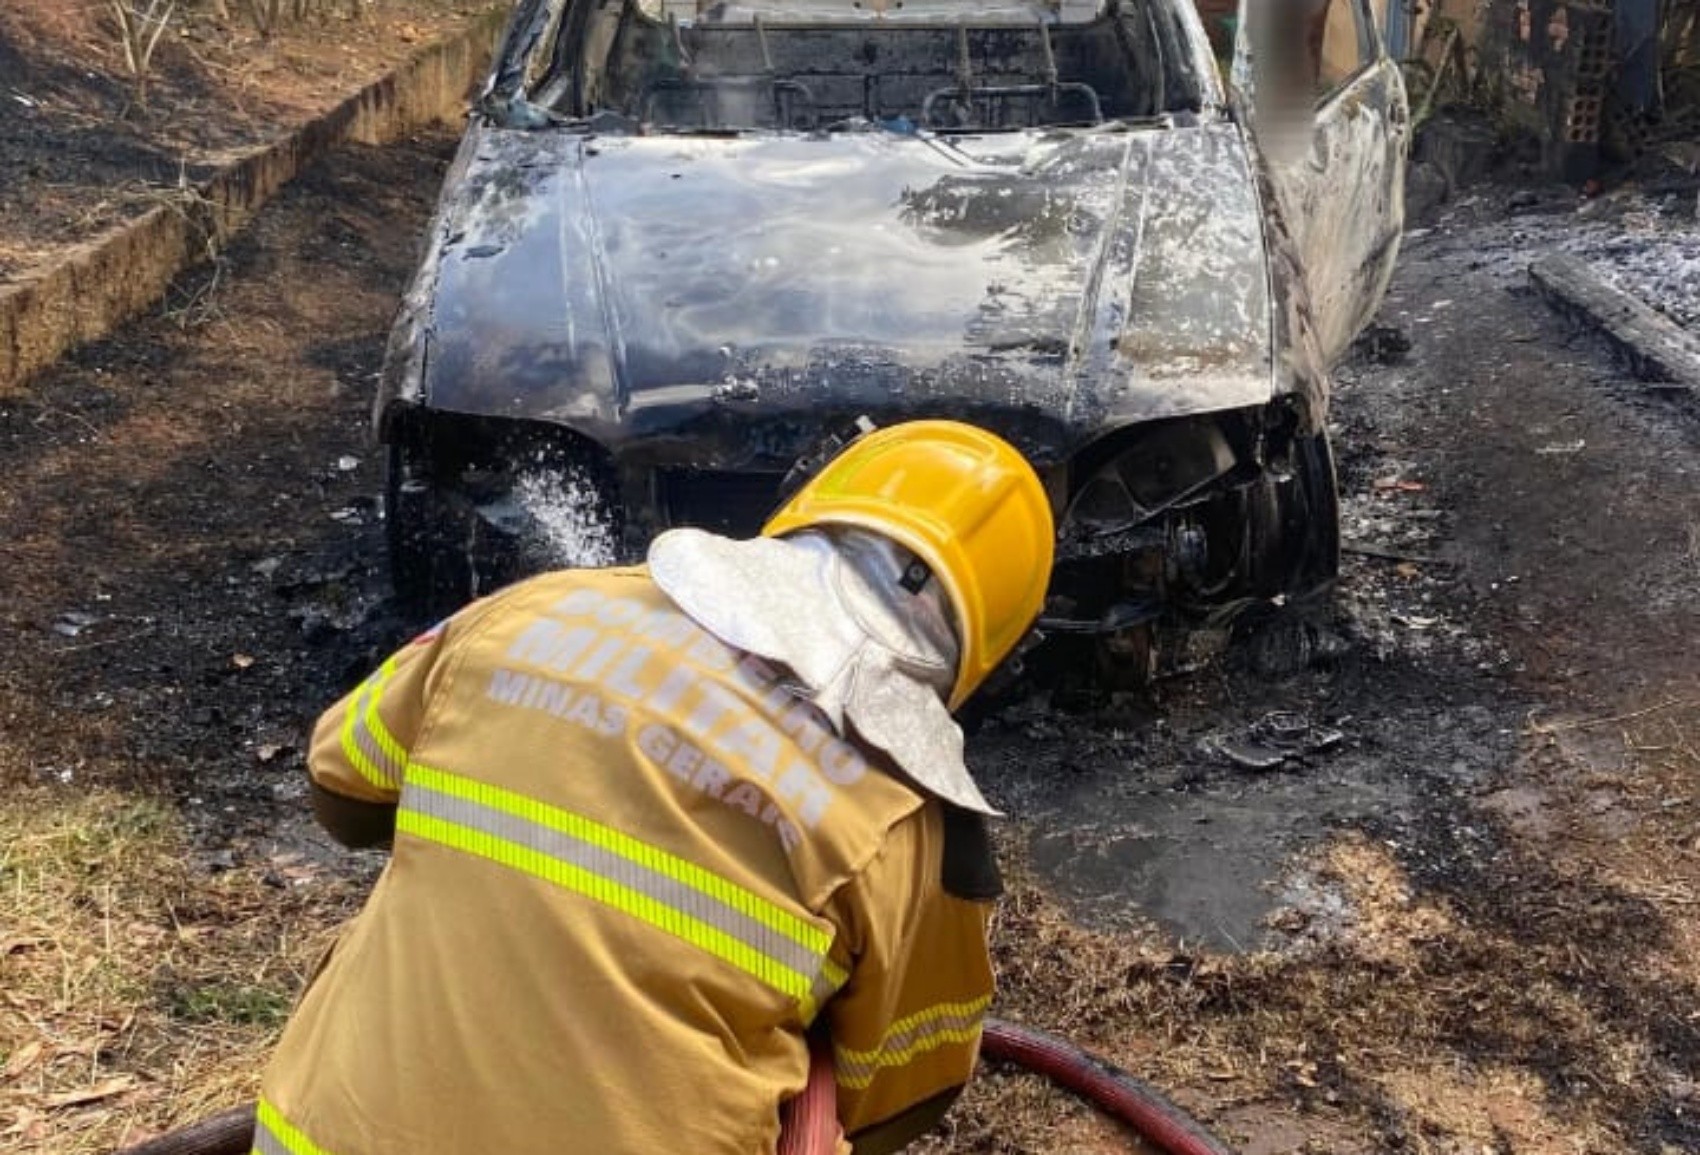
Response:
[764, 420, 1054, 710]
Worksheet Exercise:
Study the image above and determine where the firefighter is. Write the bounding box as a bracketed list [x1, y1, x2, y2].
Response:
[252, 420, 1054, 1155]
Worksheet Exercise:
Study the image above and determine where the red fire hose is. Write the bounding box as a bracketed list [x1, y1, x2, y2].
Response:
[979, 1017, 1237, 1155]
[112, 1107, 252, 1155]
[778, 1035, 841, 1155]
[114, 1018, 1235, 1155]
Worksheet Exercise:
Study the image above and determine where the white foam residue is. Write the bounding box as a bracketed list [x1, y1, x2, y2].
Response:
[514, 467, 620, 568]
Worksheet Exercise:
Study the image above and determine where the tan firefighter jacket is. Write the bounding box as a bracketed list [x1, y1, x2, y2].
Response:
[255, 565, 1001, 1155]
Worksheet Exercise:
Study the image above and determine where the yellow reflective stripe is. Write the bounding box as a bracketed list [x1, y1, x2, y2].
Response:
[398, 763, 834, 1007]
[359, 658, 409, 772]
[251, 1098, 333, 1155]
[337, 660, 405, 792]
[835, 994, 991, 1090]
[407, 762, 826, 952]
[398, 805, 818, 1004]
[337, 686, 387, 791]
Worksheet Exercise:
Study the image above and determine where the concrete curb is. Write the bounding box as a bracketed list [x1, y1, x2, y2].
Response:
[0, 7, 508, 396]
[1529, 253, 1700, 404]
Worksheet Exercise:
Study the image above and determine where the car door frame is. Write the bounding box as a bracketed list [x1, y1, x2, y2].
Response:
[1232, 0, 1409, 365]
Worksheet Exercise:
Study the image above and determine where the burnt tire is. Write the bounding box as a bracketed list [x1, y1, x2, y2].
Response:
[1247, 429, 1341, 600]
[384, 442, 478, 622]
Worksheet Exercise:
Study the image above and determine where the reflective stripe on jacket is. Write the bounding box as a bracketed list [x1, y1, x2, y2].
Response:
[257, 566, 996, 1155]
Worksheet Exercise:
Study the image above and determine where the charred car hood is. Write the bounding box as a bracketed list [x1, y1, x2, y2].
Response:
[415, 119, 1274, 465]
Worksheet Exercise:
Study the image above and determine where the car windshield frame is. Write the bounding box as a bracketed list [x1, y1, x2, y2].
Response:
[632, 0, 1109, 25]
[502, 0, 1214, 133]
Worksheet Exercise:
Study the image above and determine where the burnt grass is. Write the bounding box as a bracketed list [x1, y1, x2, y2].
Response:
[1346, 825, 1699, 1150]
[1396, 818, 1700, 1150]
[0, 1, 476, 280]
[0, 135, 453, 821]
[0, 16, 227, 275]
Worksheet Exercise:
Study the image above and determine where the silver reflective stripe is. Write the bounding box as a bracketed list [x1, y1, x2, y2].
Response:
[835, 995, 990, 1088]
[812, 959, 848, 1013]
[252, 1098, 332, 1155]
[250, 1121, 290, 1155]
[401, 775, 830, 996]
[347, 674, 404, 788]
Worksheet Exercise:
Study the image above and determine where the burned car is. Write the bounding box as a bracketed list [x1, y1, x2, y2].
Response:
[378, 0, 1407, 678]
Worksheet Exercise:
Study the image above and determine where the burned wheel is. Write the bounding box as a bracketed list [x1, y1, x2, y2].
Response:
[1246, 429, 1341, 601]
[384, 430, 627, 621]
[384, 442, 480, 621]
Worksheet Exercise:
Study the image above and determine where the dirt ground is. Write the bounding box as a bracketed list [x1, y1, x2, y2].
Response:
[0, 0, 483, 281]
[3, 5, 1700, 1153]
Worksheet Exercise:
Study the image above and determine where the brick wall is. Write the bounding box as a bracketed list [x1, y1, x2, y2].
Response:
[1480, 0, 1615, 179]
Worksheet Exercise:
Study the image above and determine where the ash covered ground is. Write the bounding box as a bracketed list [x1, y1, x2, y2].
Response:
[3, 126, 1700, 1151]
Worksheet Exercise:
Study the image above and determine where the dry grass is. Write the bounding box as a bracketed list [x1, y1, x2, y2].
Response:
[0, 788, 361, 1151]
[4, 707, 1698, 1153]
